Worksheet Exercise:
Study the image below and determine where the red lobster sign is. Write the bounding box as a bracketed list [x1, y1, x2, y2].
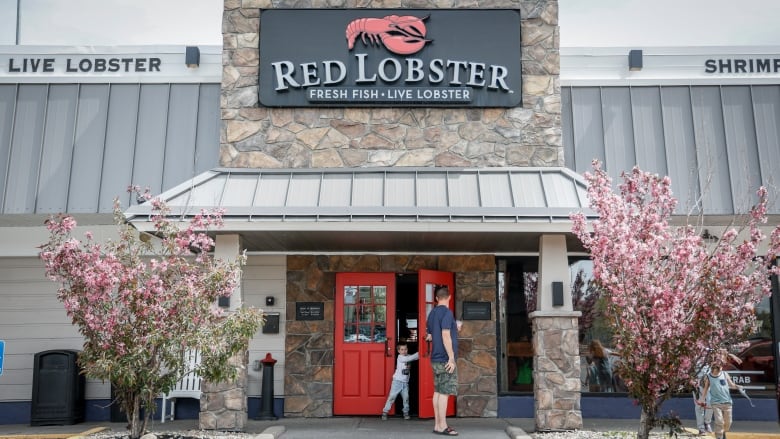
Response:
[346, 15, 431, 55]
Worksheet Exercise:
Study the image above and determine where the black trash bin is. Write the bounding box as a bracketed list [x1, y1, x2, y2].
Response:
[30, 350, 85, 426]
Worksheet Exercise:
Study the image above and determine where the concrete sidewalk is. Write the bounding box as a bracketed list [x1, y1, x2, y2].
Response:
[0, 418, 778, 439]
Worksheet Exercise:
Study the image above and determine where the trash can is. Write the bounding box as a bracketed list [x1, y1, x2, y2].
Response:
[30, 350, 85, 425]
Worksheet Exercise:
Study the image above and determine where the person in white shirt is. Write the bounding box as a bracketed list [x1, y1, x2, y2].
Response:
[381, 343, 419, 420]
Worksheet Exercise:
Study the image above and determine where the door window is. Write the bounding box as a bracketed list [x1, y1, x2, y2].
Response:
[343, 285, 387, 343]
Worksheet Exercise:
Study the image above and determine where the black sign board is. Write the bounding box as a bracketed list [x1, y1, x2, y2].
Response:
[462, 301, 491, 320]
[259, 9, 522, 108]
[263, 312, 280, 334]
[296, 302, 325, 321]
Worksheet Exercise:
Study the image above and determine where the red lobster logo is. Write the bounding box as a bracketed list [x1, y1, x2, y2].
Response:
[345, 15, 431, 55]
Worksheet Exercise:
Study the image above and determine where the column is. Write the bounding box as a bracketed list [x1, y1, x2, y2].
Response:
[529, 234, 582, 431]
[200, 234, 249, 431]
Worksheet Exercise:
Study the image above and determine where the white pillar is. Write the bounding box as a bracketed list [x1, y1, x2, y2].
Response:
[530, 234, 582, 431]
[215, 234, 242, 310]
[536, 234, 572, 312]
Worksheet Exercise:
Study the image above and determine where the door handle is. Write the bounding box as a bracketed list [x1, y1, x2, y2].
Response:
[385, 337, 392, 357]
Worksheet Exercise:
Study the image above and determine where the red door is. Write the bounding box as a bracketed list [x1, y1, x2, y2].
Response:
[417, 269, 456, 419]
[334, 273, 396, 415]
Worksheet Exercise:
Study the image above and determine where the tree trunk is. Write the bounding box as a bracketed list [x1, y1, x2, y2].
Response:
[638, 403, 657, 439]
[125, 393, 152, 439]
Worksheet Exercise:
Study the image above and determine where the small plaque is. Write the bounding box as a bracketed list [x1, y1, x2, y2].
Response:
[263, 312, 280, 334]
[462, 301, 491, 320]
[296, 302, 324, 321]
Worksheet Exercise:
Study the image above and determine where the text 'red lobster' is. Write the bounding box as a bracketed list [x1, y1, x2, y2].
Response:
[345, 15, 431, 56]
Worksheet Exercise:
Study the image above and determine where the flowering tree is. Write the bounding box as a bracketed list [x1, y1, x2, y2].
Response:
[39, 189, 263, 439]
[571, 161, 780, 439]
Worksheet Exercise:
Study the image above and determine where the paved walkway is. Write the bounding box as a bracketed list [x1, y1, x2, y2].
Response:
[1, 418, 778, 439]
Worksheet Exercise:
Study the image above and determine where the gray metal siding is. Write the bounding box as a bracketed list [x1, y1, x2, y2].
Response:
[0, 83, 221, 215]
[660, 87, 700, 212]
[630, 87, 667, 176]
[0, 86, 15, 211]
[99, 84, 141, 212]
[691, 87, 733, 215]
[132, 84, 170, 198]
[601, 87, 636, 180]
[5, 85, 46, 214]
[162, 84, 200, 191]
[36, 85, 78, 214]
[563, 85, 780, 215]
[68, 85, 110, 213]
[753, 86, 780, 192]
[194, 84, 221, 175]
[570, 87, 606, 173]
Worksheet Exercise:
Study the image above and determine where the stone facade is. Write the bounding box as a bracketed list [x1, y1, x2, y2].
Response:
[221, 0, 561, 168]
[530, 312, 582, 430]
[199, 351, 249, 430]
[285, 255, 496, 417]
[218, 0, 565, 423]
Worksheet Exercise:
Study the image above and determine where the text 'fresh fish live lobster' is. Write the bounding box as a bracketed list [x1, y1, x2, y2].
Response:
[270, 14, 512, 93]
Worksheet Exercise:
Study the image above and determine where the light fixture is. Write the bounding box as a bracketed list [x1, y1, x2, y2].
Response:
[628, 49, 643, 71]
[701, 229, 719, 242]
[185, 46, 200, 68]
[552, 281, 564, 307]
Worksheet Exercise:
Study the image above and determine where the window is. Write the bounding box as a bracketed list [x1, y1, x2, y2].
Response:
[498, 257, 537, 393]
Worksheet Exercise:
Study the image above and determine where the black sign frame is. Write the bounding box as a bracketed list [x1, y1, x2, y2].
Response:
[296, 302, 325, 321]
[462, 301, 492, 320]
[258, 9, 522, 108]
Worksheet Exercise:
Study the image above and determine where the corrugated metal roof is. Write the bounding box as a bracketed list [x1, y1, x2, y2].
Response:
[125, 167, 591, 223]
[124, 167, 594, 253]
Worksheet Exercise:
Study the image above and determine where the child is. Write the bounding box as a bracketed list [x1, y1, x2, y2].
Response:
[699, 359, 743, 439]
[381, 342, 419, 420]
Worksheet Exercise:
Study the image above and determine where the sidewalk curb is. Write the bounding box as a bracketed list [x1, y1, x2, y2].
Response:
[0, 427, 109, 439]
[255, 426, 285, 439]
[506, 426, 532, 439]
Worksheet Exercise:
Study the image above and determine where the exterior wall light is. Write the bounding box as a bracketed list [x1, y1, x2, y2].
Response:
[629, 49, 643, 71]
[185, 46, 200, 68]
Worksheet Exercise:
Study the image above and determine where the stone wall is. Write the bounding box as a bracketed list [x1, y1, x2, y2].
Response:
[200, 351, 249, 430]
[221, 0, 560, 168]
[285, 255, 496, 417]
[531, 312, 582, 430]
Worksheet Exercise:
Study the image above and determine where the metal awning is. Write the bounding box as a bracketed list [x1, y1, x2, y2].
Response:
[124, 167, 595, 253]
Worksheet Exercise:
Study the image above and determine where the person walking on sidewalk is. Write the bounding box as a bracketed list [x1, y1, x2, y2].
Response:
[381, 342, 419, 420]
[694, 349, 742, 435]
[426, 285, 459, 436]
[699, 359, 744, 439]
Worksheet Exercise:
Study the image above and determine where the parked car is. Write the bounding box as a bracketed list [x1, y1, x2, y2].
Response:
[725, 338, 776, 387]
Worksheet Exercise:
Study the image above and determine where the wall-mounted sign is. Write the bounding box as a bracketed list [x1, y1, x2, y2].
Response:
[259, 9, 522, 107]
[462, 301, 491, 320]
[0, 47, 222, 84]
[296, 302, 325, 321]
[5, 56, 161, 74]
[704, 58, 780, 74]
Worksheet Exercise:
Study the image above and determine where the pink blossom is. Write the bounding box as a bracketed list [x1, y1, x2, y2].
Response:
[571, 161, 780, 439]
[40, 189, 263, 439]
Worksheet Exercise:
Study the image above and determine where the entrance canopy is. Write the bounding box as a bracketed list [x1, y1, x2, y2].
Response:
[124, 167, 594, 253]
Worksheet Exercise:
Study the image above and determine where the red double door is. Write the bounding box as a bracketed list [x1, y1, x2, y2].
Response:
[334, 270, 455, 418]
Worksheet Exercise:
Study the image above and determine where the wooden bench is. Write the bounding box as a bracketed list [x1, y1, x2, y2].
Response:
[160, 350, 202, 423]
